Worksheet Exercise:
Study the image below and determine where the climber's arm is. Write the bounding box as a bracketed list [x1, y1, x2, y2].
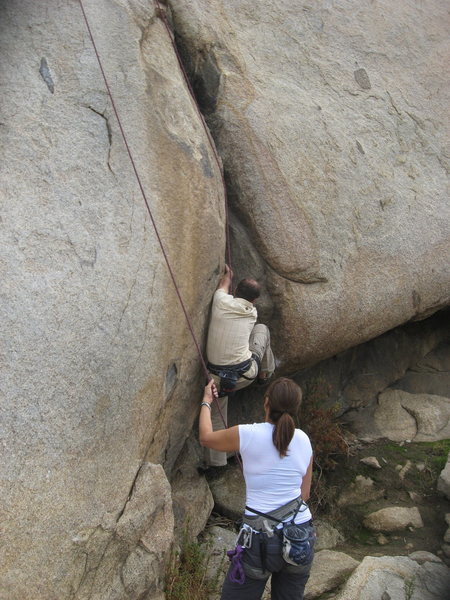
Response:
[217, 264, 233, 294]
[199, 380, 239, 452]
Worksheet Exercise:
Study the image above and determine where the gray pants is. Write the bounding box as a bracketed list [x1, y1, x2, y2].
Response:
[221, 526, 314, 600]
[206, 324, 275, 467]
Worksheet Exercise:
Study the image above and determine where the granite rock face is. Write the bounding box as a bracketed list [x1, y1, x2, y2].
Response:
[1, 1, 224, 598]
[171, 435, 215, 541]
[305, 550, 359, 600]
[170, 0, 450, 370]
[207, 464, 246, 520]
[331, 555, 450, 600]
[2, 0, 450, 598]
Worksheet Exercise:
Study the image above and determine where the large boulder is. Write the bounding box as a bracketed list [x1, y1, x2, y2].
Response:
[314, 520, 344, 551]
[374, 389, 450, 442]
[200, 526, 235, 588]
[71, 463, 174, 600]
[0, 1, 224, 598]
[363, 507, 424, 532]
[207, 464, 246, 520]
[170, 0, 450, 371]
[330, 555, 450, 600]
[305, 550, 359, 599]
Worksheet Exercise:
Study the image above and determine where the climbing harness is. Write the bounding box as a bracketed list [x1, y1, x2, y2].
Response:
[224, 498, 314, 585]
[245, 498, 315, 567]
[207, 352, 261, 396]
[207, 357, 253, 397]
[77, 0, 237, 444]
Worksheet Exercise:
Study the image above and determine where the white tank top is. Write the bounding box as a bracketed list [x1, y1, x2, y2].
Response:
[239, 422, 313, 524]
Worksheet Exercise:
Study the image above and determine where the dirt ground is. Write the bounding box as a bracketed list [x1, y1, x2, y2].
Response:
[313, 438, 450, 565]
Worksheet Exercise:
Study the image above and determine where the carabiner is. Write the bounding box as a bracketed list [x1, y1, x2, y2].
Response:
[236, 523, 253, 548]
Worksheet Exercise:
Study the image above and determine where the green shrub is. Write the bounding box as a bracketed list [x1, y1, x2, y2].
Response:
[165, 529, 223, 600]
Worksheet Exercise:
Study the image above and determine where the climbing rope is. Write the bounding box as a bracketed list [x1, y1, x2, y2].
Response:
[77, 0, 237, 437]
[78, 0, 211, 376]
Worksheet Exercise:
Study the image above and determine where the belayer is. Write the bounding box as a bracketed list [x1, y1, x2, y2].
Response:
[199, 377, 315, 600]
[202, 264, 275, 470]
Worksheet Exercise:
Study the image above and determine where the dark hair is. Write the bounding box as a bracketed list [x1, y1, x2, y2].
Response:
[266, 378, 302, 457]
[234, 278, 261, 302]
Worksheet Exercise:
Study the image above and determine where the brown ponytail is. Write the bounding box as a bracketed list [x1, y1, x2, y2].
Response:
[266, 378, 302, 457]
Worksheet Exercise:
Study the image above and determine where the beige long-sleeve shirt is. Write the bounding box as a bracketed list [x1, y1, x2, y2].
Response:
[206, 289, 257, 366]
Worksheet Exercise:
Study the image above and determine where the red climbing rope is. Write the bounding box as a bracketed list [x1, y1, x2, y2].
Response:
[78, 0, 211, 378]
[77, 0, 237, 441]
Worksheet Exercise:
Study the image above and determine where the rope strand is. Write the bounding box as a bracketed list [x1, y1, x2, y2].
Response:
[78, 0, 209, 379]
[77, 0, 235, 434]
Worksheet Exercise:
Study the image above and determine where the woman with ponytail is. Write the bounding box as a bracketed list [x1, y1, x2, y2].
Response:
[199, 377, 314, 600]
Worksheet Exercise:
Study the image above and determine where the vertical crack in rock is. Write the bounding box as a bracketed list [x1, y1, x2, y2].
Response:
[87, 106, 114, 174]
[127, 268, 157, 382]
[71, 551, 89, 599]
[115, 248, 147, 337]
[169, 17, 221, 114]
[167, 12, 325, 283]
[116, 461, 145, 523]
[190, 49, 221, 114]
[71, 525, 114, 600]
[165, 361, 178, 399]
[386, 91, 402, 116]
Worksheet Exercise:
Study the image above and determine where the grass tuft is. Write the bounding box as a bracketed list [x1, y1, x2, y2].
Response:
[165, 528, 223, 600]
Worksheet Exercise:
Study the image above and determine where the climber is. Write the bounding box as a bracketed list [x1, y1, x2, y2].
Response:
[199, 377, 315, 600]
[202, 264, 275, 470]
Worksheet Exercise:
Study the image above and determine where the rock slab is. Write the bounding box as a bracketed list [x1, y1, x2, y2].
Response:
[331, 555, 450, 600]
[0, 1, 224, 598]
[364, 507, 424, 532]
[171, 0, 450, 371]
[374, 389, 450, 442]
[305, 550, 359, 599]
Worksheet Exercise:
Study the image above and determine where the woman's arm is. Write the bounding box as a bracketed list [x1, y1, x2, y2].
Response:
[301, 456, 313, 502]
[199, 380, 240, 452]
